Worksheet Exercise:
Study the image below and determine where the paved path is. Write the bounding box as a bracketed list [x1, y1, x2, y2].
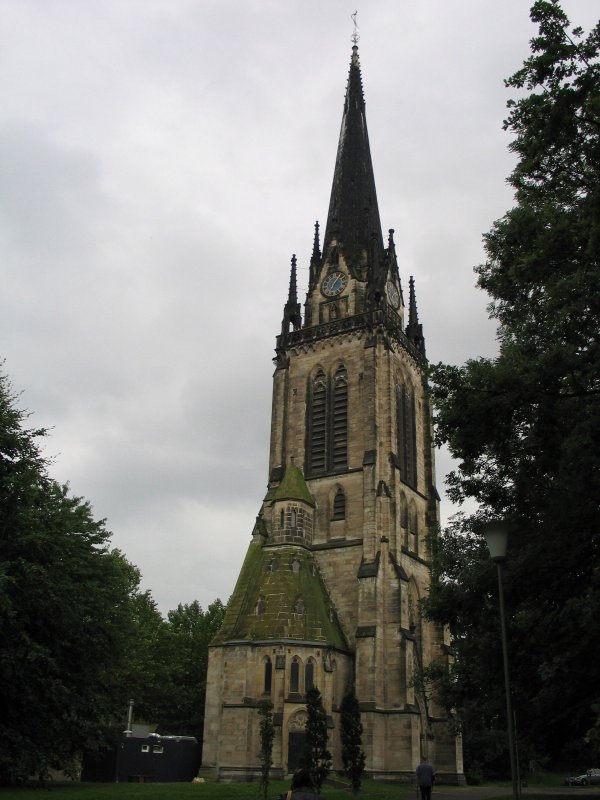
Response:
[431, 788, 600, 800]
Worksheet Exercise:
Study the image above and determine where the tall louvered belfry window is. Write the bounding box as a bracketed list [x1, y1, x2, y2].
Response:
[331, 366, 348, 470]
[307, 366, 348, 476]
[397, 383, 417, 488]
[308, 371, 327, 474]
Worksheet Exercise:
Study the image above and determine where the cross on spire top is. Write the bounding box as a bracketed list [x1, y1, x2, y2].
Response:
[351, 11, 359, 46]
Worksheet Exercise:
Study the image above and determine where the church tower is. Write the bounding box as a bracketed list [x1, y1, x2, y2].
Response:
[201, 45, 464, 784]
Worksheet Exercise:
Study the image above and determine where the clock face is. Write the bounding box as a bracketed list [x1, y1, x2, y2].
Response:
[321, 271, 348, 297]
[387, 280, 400, 309]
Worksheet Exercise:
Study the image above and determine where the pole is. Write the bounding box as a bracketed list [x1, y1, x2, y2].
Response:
[124, 699, 134, 737]
[496, 562, 518, 800]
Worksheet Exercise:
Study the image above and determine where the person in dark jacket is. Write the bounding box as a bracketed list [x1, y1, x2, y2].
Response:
[279, 768, 316, 799]
[416, 757, 436, 800]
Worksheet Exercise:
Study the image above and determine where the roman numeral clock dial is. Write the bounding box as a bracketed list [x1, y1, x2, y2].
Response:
[321, 270, 348, 297]
[387, 280, 400, 309]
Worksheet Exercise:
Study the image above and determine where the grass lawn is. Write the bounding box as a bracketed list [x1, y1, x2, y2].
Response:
[0, 773, 581, 800]
[0, 778, 421, 800]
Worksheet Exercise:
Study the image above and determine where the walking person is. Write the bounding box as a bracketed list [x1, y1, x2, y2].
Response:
[279, 767, 316, 799]
[416, 756, 436, 800]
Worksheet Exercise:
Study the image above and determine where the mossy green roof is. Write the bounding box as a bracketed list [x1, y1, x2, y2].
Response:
[263, 486, 276, 503]
[271, 464, 315, 507]
[211, 541, 346, 648]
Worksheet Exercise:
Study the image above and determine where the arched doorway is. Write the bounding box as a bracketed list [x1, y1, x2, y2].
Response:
[287, 709, 308, 772]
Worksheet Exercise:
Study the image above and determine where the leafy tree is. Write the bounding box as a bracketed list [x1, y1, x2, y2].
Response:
[340, 686, 365, 795]
[0, 369, 143, 785]
[109, 597, 225, 759]
[257, 700, 275, 800]
[426, 0, 600, 774]
[112, 589, 175, 728]
[305, 686, 331, 794]
[154, 599, 226, 742]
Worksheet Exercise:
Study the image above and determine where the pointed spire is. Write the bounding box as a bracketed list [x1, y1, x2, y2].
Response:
[406, 276, 426, 356]
[311, 221, 321, 264]
[281, 254, 302, 334]
[387, 228, 404, 307]
[309, 221, 321, 286]
[323, 46, 384, 278]
[288, 254, 298, 303]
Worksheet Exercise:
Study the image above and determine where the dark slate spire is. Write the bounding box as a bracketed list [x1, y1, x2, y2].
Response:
[323, 46, 384, 279]
[282, 254, 302, 334]
[406, 276, 426, 356]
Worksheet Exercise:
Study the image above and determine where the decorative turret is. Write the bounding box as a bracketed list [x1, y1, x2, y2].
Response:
[270, 463, 315, 546]
[281, 254, 302, 334]
[320, 45, 384, 287]
[309, 221, 321, 287]
[406, 275, 426, 356]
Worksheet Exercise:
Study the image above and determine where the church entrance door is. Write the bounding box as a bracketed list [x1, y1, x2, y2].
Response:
[287, 731, 306, 772]
[287, 708, 309, 772]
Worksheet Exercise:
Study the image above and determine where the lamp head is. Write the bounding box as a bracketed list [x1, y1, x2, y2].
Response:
[482, 519, 509, 562]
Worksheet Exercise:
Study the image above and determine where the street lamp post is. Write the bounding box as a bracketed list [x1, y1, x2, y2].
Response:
[482, 520, 519, 800]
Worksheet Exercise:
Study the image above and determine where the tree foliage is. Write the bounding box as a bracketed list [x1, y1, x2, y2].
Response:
[305, 686, 331, 794]
[340, 686, 365, 795]
[257, 700, 275, 800]
[0, 366, 227, 784]
[0, 370, 141, 784]
[426, 0, 600, 774]
[103, 596, 226, 756]
[155, 599, 226, 741]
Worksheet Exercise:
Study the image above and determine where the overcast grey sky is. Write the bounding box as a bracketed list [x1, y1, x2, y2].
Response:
[2, 0, 597, 614]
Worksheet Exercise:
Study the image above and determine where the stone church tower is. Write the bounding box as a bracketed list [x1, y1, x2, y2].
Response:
[201, 45, 464, 783]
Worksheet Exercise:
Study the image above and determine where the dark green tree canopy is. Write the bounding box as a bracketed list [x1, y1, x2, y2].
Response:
[0, 367, 227, 784]
[305, 686, 331, 794]
[257, 700, 275, 800]
[0, 370, 141, 784]
[427, 0, 600, 773]
[340, 686, 366, 795]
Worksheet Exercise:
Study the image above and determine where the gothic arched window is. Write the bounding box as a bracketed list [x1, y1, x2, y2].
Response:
[409, 502, 419, 554]
[332, 488, 346, 520]
[290, 657, 301, 693]
[305, 658, 315, 691]
[397, 383, 417, 488]
[290, 509, 297, 528]
[408, 580, 422, 652]
[264, 658, 272, 694]
[399, 491, 409, 548]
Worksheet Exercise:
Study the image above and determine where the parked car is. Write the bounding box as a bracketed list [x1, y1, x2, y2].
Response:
[565, 769, 600, 786]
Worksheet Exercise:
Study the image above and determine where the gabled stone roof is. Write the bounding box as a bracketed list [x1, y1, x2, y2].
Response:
[211, 541, 346, 648]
